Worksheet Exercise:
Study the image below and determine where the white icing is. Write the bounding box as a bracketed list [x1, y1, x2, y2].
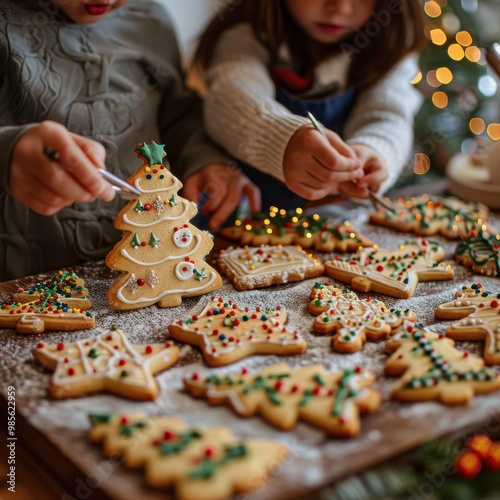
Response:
[122, 201, 190, 227]
[173, 227, 193, 248]
[120, 234, 201, 266]
[175, 262, 195, 281]
[134, 175, 178, 193]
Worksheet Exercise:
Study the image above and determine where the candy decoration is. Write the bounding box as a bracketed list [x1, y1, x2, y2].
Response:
[106, 142, 222, 309]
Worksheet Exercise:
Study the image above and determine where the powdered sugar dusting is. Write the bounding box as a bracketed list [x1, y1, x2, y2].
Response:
[1, 214, 500, 499]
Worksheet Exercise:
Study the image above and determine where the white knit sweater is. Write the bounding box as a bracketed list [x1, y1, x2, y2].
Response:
[203, 23, 422, 194]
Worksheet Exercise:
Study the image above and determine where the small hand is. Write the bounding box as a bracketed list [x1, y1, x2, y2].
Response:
[9, 121, 115, 215]
[283, 125, 363, 200]
[338, 144, 389, 198]
[182, 162, 261, 231]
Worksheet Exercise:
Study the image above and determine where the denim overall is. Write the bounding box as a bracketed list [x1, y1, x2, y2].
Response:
[240, 86, 356, 210]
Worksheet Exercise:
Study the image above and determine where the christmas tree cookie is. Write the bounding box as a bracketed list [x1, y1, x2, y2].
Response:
[435, 283, 500, 365]
[14, 270, 91, 309]
[309, 282, 416, 353]
[106, 141, 222, 309]
[33, 326, 179, 399]
[385, 321, 500, 405]
[168, 296, 307, 366]
[218, 245, 324, 290]
[369, 194, 489, 239]
[89, 412, 287, 500]
[220, 209, 374, 252]
[184, 363, 380, 437]
[325, 240, 454, 298]
[454, 230, 500, 277]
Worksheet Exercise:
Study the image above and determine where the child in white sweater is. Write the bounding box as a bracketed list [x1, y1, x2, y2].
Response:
[189, 0, 426, 210]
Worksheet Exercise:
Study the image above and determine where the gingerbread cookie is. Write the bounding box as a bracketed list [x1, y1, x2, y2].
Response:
[14, 270, 91, 309]
[324, 240, 454, 298]
[221, 210, 374, 252]
[89, 412, 287, 499]
[106, 141, 222, 310]
[184, 363, 380, 437]
[435, 283, 500, 365]
[385, 321, 500, 404]
[369, 194, 489, 239]
[455, 230, 500, 277]
[33, 326, 179, 399]
[168, 296, 307, 366]
[218, 245, 324, 290]
[309, 282, 416, 353]
[0, 298, 94, 334]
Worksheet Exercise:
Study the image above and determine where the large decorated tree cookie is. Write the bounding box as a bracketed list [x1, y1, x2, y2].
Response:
[324, 240, 454, 298]
[220, 208, 374, 252]
[106, 141, 222, 309]
[14, 270, 91, 309]
[369, 194, 489, 239]
[385, 321, 500, 404]
[309, 282, 416, 353]
[33, 326, 179, 399]
[168, 296, 307, 366]
[435, 283, 500, 365]
[89, 412, 287, 500]
[184, 363, 380, 437]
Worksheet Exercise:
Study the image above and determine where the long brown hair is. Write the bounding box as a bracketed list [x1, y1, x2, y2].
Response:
[193, 0, 426, 91]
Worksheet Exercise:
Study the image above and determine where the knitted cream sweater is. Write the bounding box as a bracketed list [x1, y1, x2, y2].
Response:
[203, 23, 422, 194]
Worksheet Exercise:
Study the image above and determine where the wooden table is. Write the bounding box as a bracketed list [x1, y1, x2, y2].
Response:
[1, 201, 499, 500]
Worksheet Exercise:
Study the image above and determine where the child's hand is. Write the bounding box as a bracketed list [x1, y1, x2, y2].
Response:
[9, 121, 115, 215]
[283, 125, 363, 200]
[182, 163, 261, 232]
[338, 144, 389, 198]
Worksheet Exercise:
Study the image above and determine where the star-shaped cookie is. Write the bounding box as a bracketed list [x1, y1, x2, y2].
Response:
[309, 282, 416, 353]
[435, 283, 500, 365]
[33, 326, 179, 399]
[168, 297, 307, 366]
[325, 240, 454, 298]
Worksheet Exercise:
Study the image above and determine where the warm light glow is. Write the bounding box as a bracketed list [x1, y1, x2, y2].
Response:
[426, 70, 441, 87]
[292, 216, 299, 223]
[266, 228, 273, 234]
[427, 201, 434, 209]
[482, 224, 488, 231]
[270, 212, 276, 218]
[487, 123, 500, 140]
[456, 30, 473, 47]
[432, 91, 448, 108]
[405, 200, 412, 208]
[313, 214, 320, 221]
[306, 232, 312, 239]
[453, 225, 458, 232]
[470, 117, 486, 135]
[415, 213, 423, 221]
[245, 224, 252, 231]
[235, 220, 242, 226]
[344, 220, 351, 227]
[373, 245, 379, 250]
[270, 206, 278, 213]
[349, 232, 356, 239]
[279, 209, 287, 216]
[465, 46, 481, 62]
[414, 153, 431, 175]
[296, 207, 303, 215]
[455, 215, 461, 222]
[430, 28, 447, 45]
[448, 44, 465, 61]
[302, 222, 309, 228]
[264, 219, 270, 225]
[436, 67, 453, 84]
[424, 1, 441, 17]
[411, 71, 423, 84]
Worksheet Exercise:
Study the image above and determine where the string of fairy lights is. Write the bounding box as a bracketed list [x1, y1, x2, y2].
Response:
[414, 0, 500, 142]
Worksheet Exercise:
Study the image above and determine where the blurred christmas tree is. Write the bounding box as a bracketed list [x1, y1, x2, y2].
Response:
[409, 0, 500, 184]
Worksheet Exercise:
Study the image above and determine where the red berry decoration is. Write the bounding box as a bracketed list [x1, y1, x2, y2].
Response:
[485, 442, 500, 470]
[466, 433, 492, 460]
[144, 204, 153, 211]
[455, 450, 482, 479]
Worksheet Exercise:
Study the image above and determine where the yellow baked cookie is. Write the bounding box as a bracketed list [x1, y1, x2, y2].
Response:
[33, 326, 179, 400]
[89, 412, 287, 500]
[184, 363, 380, 437]
[168, 296, 307, 366]
[385, 321, 500, 404]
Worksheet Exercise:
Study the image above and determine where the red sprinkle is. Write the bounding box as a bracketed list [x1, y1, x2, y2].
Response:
[145, 346, 153, 354]
[57, 343, 64, 351]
